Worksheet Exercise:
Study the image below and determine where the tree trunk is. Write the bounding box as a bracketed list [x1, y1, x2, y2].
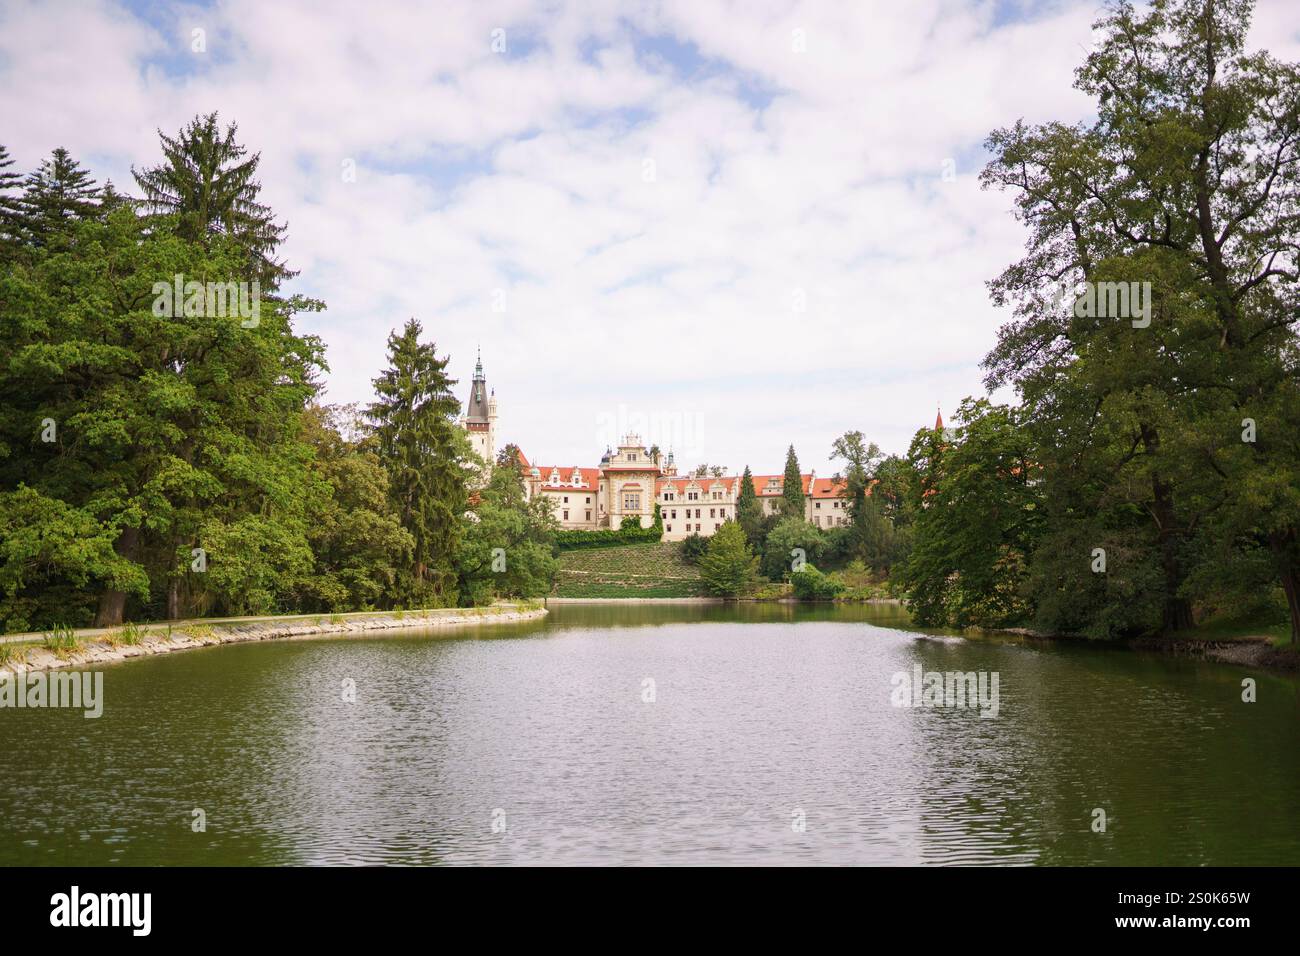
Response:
[167, 577, 182, 620]
[93, 526, 140, 627]
[1269, 531, 1300, 644]
[1142, 428, 1194, 634]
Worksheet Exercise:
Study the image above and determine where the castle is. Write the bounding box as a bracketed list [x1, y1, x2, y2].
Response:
[460, 355, 855, 541]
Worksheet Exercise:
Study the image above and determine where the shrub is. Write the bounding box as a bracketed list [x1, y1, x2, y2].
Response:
[789, 565, 846, 601]
[680, 533, 709, 564]
[699, 521, 760, 597]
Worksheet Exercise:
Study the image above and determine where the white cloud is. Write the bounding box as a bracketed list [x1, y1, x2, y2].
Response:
[4, 0, 1299, 474]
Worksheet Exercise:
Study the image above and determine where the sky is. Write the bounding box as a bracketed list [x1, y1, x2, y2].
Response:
[3, 0, 1300, 476]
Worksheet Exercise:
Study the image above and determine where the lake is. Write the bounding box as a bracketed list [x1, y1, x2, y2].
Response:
[2, 602, 1297, 865]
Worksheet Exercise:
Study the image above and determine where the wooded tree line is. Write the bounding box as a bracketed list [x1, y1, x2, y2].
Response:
[850, 0, 1300, 642]
[700, 1, 1299, 646]
[0, 114, 555, 633]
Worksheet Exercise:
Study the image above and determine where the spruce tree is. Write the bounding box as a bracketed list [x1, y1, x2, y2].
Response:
[18, 147, 99, 247]
[736, 464, 761, 543]
[780, 444, 805, 520]
[367, 320, 468, 606]
[133, 112, 291, 286]
[0, 144, 23, 257]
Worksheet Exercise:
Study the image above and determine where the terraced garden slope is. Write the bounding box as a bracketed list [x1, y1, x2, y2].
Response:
[553, 541, 702, 597]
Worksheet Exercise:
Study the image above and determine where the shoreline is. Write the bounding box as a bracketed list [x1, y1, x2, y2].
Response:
[0, 604, 548, 675]
[994, 626, 1297, 673]
[550, 597, 1297, 673]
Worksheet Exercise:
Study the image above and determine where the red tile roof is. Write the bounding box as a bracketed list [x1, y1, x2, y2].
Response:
[533, 466, 600, 492]
[655, 476, 740, 496]
[748, 473, 813, 497]
[809, 478, 847, 499]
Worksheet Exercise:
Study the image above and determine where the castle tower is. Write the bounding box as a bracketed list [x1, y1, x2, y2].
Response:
[462, 349, 496, 470]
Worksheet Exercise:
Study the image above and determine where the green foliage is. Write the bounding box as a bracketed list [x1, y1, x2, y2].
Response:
[118, 621, 145, 646]
[553, 540, 701, 597]
[789, 564, 846, 601]
[780, 445, 804, 519]
[826, 431, 893, 570]
[897, 400, 1042, 629]
[132, 112, 291, 286]
[0, 486, 149, 632]
[455, 459, 557, 605]
[366, 319, 469, 607]
[978, 0, 1300, 641]
[42, 622, 81, 657]
[761, 516, 826, 580]
[679, 532, 709, 564]
[698, 520, 759, 597]
[17, 147, 100, 250]
[555, 504, 662, 550]
[293, 404, 413, 612]
[736, 464, 762, 544]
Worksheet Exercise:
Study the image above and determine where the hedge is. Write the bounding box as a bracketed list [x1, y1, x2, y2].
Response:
[555, 505, 664, 551]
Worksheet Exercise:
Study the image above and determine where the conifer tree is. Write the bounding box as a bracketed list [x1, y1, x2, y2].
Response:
[367, 320, 468, 606]
[780, 445, 805, 520]
[736, 464, 761, 543]
[18, 147, 98, 246]
[133, 112, 291, 286]
[0, 144, 23, 257]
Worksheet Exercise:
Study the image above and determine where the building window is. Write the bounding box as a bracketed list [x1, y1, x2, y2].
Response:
[671, 510, 677, 519]
[816, 502, 821, 509]
[629, 453, 637, 462]
[710, 508, 716, 518]
[695, 509, 701, 518]
[695, 523, 701, 532]
[563, 510, 569, 520]
[714, 523, 720, 531]
[563, 496, 569, 503]
[586, 497, 591, 504]
[586, 510, 591, 521]
[666, 524, 672, 532]
[623, 493, 641, 511]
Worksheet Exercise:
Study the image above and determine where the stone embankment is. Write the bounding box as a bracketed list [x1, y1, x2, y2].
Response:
[0, 604, 548, 675]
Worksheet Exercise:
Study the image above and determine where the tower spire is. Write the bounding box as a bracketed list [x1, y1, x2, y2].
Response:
[935, 404, 943, 431]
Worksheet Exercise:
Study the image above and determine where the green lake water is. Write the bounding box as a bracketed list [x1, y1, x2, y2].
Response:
[2, 602, 1297, 865]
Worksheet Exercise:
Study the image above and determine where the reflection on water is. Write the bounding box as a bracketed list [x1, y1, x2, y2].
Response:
[2, 602, 1297, 865]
